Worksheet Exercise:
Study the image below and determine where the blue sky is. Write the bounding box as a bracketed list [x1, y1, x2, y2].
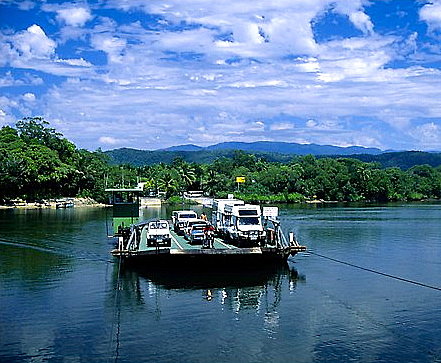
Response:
[1, 0, 441, 151]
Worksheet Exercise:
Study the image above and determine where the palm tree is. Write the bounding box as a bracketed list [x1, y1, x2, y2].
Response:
[177, 162, 196, 192]
[157, 171, 178, 199]
[201, 168, 222, 196]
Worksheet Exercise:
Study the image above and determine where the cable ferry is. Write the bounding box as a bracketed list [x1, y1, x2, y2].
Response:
[106, 188, 306, 268]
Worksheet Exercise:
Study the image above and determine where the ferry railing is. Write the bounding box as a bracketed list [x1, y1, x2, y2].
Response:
[266, 217, 301, 250]
[123, 220, 152, 251]
[265, 218, 286, 249]
[126, 227, 138, 251]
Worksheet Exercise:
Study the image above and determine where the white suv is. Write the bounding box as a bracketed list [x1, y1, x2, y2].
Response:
[146, 220, 171, 247]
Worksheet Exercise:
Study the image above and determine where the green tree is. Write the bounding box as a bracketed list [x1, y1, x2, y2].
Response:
[157, 171, 179, 199]
[176, 161, 197, 191]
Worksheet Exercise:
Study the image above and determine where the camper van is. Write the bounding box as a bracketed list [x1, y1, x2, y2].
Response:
[212, 199, 265, 247]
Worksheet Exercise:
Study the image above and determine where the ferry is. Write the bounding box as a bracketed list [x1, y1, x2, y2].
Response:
[106, 188, 306, 268]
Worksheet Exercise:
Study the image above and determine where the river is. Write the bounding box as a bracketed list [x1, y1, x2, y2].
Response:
[1, 203, 440, 362]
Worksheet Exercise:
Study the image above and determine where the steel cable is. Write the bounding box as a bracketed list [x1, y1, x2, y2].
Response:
[309, 250, 441, 292]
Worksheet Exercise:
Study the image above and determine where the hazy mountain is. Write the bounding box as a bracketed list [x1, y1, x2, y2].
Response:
[203, 141, 384, 155]
[106, 145, 441, 170]
[105, 148, 291, 166]
[160, 144, 203, 152]
[106, 141, 384, 167]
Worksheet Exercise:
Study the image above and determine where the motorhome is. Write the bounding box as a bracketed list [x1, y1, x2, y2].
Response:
[212, 199, 265, 247]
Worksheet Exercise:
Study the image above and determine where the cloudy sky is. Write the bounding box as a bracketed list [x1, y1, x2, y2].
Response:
[1, 0, 441, 151]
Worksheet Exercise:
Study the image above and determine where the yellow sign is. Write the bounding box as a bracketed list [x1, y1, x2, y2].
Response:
[236, 176, 245, 183]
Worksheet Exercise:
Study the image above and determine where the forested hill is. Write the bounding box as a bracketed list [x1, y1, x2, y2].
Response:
[105, 147, 293, 166]
[105, 147, 441, 170]
[161, 141, 383, 155]
[341, 151, 441, 170]
[106, 141, 386, 166]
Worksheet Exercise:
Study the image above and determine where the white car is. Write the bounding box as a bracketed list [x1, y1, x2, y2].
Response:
[146, 220, 171, 247]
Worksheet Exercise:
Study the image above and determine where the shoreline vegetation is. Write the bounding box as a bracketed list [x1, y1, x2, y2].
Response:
[0, 197, 107, 210]
[1, 117, 441, 207]
[2, 195, 440, 211]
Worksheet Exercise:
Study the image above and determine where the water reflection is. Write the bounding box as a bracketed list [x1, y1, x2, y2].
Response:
[112, 263, 306, 315]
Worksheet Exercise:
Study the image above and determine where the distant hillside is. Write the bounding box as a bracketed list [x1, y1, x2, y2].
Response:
[160, 144, 203, 152]
[339, 151, 441, 170]
[204, 141, 384, 155]
[157, 141, 384, 155]
[105, 147, 441, 170]
[105, 147, 292, 166]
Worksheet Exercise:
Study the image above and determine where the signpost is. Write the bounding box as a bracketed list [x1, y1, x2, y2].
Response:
[236, 176, 245, 192]
[263, 206, 279, 218]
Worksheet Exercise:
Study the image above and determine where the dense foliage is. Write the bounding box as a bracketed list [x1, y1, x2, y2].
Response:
[1, 118, 441, 204]
[0, 117, 110, 202]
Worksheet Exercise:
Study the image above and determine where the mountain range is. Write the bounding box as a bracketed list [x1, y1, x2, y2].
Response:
[105, 141, 441, 170]
[160, 141, 385, 155]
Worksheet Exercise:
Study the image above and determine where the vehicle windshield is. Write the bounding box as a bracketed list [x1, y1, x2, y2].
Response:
[188, 221, 206, 227]
[238, 217, 260, 226]
[180, 213, 197, 219]
[149, 222, 168, 229]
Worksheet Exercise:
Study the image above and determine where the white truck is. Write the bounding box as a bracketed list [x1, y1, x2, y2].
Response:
[172, 210, 198, 235]
[212, 199, 265, 247]
[145, 220, 172, 247]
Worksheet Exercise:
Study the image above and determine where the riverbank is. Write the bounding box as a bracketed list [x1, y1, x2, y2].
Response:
[0, 197, 107, 209]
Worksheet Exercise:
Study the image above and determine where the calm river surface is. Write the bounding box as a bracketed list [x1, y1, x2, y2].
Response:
[1, 203, 441, 362]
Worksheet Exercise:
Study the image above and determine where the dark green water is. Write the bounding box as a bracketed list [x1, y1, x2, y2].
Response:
[1, 203, 441, 362]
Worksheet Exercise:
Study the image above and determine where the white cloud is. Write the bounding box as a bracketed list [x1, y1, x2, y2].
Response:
[348, 11, 374, 35]
[0, 72, 22, 87]
[0, 96, 19, 127]
[0, 24, 96, 77]
[56, 7, 93, 27]
[410, 122, 441, 149]
[55, 58, 93, 67]
[17, 1, 35, 11]
[317, 37, 395, 82]
[230, 80, 287, 88]
[99, 136, 121, 145]
[108, 0, 375, 59]
[91, 34, 127, 63]
[155, 28, 215, 54]
[332, 0, 373, 24]
[420, 1, 441, 29]
[306, 119, 317, 128]
[22, 93, 36, 102]
[304, 119, 341, 131]
[13, 24, 56, 59]
[270, 122, 294, 131]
